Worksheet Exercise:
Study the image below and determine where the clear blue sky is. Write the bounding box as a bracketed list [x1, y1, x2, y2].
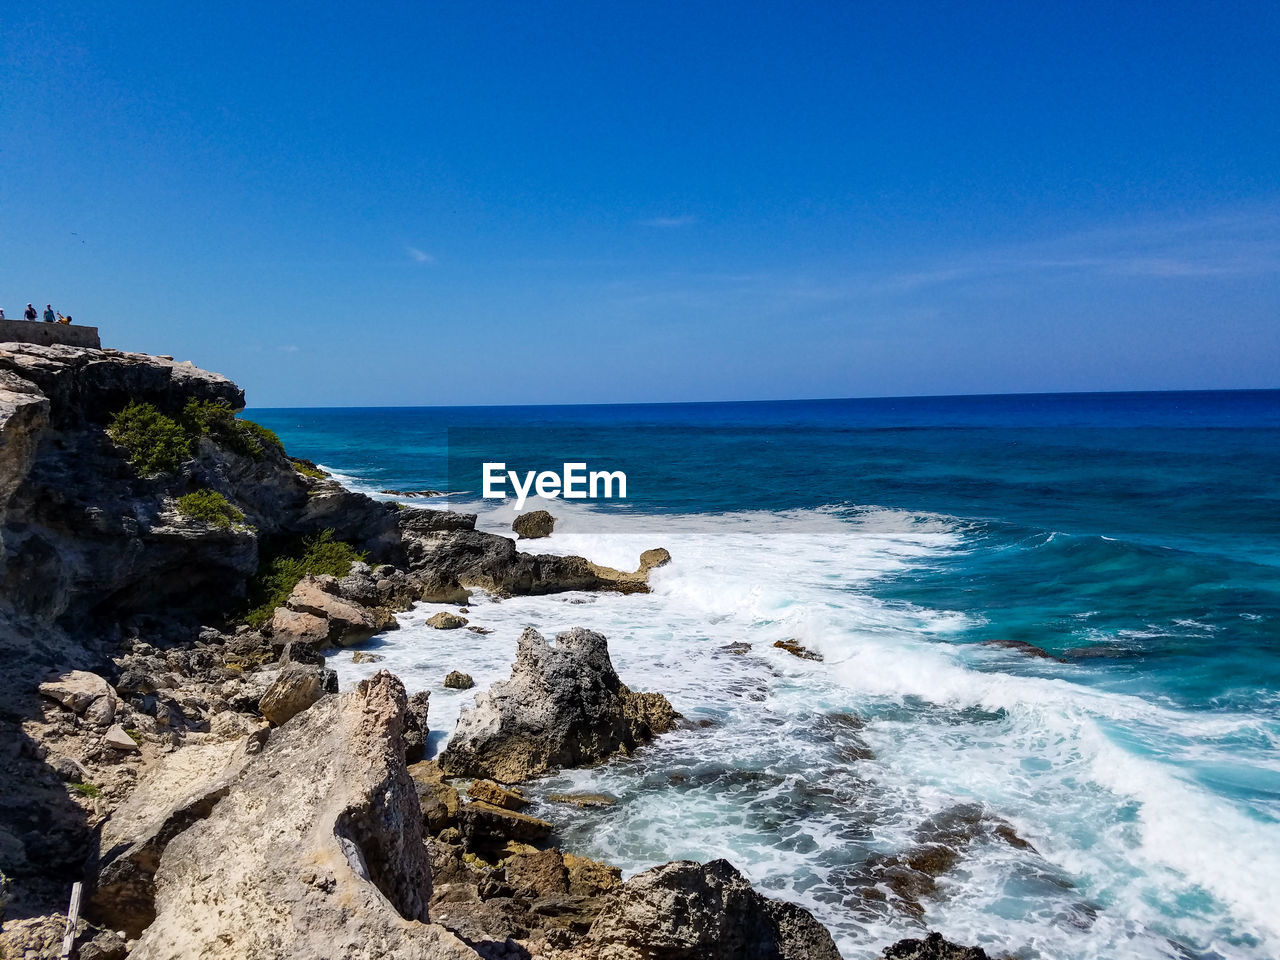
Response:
[2, 1, 1278, 407]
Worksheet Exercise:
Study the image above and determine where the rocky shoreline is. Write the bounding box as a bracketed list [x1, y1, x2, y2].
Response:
[0, 342, 992, 959]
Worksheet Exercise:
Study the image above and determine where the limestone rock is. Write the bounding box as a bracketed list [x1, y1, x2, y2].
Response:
[103, 723, 139, 752]
[467, 779, 528, 810]
[443, 669, 474, 689]
[353, 650, 385, 663]
[404, 689, 431, 763]
[439, 627, 679, 783]
[93, 738, 252, 936]
[428, 612, 468, 630]
[576, 859, 841, 960]
[638, 547, 671, 571]
[130, 671, 478, 960]
[285, 575, 379, 646]
[258, 664, 331, 726]
[83, 693, 117, 727]
[773, 638, 822, 661]
[271, 606, 328, 647]
[38, 669, 114, 713]
[512, 509, 556, 539]
[459, 800, 552, 843]
[409, 761, 460, 834]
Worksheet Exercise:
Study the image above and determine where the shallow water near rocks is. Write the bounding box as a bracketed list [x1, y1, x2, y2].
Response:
[255, 393, 1280, 960]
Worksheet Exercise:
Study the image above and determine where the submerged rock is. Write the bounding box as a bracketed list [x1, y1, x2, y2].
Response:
[439, 627, 679, 783]
[574, 858, 841, 960]
[773, 639, 822, 661]
[512, 509, 556, 539]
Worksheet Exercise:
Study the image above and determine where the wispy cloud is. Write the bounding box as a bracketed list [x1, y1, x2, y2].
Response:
[640, 215, 697, 228]
[407, 247, 436, 264]
[278, 344, 300, 353]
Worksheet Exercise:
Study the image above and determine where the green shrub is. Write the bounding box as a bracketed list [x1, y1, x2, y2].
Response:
[108, 402, 192, 475]
[243, 530, 366, 627]
[176, 489, 245, 529]
[290, 457, 327, 480]
[70, 782, 102, 798]
[181, 400, 283, 460]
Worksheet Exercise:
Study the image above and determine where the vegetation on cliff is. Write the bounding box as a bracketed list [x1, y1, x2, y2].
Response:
[106, 401, 191, 474]
[107, 399, 282, 476]
[175, 489, 247, 530]
[244, 529, 367, 627]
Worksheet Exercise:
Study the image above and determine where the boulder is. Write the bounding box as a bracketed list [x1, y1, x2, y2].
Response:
[408, 761, 460, 834]
[439, 627, 679, 783]
[280, 639, 325, 667]
[467, 779, 528, 811]
[638, 547, 671, 571]
[427, 612, 468, 630]
[443, 670, 474, 689]
[272, 607, 328, 647]
[38, 670, 115, 713]
[459, 800, 552, 843]
[285, 576, 379, 646]
[83, 693, 117, 727]
[575, 859, 841, 960]
[258, 664, 331, 726]
[353, 650, 386, 664]
[130, 672, 478, 960]
[93, 738, 252, 936]
[512, 509, 556, 539]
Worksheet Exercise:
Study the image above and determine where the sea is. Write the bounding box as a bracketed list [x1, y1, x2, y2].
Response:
[249, 390, 1280, 960]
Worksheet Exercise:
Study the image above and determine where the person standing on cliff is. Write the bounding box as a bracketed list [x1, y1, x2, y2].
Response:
[24, 304, 37, 321]
[43, 304, 55, 323]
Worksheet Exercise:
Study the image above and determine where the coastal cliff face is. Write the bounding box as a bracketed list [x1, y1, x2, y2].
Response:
[0, 342, 986, 960]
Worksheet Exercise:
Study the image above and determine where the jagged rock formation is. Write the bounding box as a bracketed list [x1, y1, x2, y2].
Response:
[570, 859, 842, 960]
[131, 672, 476, 960]
[439, 627, 679, 782]
[400, 510, 670, 599]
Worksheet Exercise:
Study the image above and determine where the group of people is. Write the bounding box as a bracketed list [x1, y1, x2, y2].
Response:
[1, 303, 74, 324]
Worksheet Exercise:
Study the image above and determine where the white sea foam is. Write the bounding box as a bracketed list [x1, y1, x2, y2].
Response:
[331, 499, 1280, 960]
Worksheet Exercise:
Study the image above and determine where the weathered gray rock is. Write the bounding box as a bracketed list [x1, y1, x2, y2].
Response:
[103, 723, 139, 752]
[38, 669, 114, 713]
[131, 671, 478, 960]
[576, 859, 841, 960]
[257, 664, 331, 726]
[512, 509, 555, 539]
[439, 627, 679, 782]
[93, 738, 252, 936]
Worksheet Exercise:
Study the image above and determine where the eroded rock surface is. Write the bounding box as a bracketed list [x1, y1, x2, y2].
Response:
[572, 858, 842, 960]
[131, 672, 476, 960]
[440, 627, 679, 782]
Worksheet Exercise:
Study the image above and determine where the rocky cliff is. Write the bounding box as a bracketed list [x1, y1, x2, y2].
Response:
[0, 341, 991, 960]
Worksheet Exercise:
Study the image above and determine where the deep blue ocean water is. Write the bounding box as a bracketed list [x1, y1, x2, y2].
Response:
[251, 391, 1280, 960]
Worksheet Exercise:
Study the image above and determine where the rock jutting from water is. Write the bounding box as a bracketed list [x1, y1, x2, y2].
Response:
[439, 626, 680, 783]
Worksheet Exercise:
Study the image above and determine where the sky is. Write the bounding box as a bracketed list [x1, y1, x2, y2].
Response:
[2, 0, 1278, 407]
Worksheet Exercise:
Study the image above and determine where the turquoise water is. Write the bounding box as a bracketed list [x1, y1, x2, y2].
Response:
[252, 391, 1280, 959]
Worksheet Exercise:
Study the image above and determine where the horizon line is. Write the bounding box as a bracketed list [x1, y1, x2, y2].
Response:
[245, 384, 1280, 413]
